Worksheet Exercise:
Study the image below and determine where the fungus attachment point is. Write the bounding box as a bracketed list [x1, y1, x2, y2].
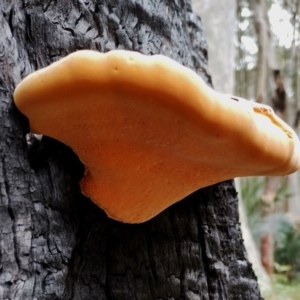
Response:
[14, 50, 300, 223]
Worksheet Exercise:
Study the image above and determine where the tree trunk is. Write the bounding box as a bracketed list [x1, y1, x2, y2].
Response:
[253, 0, 272, 104]
[253, 0, 291, 276]
[0, 0, 263, 299]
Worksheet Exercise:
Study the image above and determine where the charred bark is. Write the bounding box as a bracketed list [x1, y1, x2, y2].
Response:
[0, 0, 262, 299]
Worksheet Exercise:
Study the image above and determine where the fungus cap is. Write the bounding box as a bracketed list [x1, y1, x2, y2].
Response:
[14, 50, 300, 223]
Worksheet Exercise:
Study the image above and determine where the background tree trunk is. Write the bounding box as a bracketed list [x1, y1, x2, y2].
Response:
[252, 0, 290, 276]
[0, 0, 263, 299]
[191, 0, 236, 94]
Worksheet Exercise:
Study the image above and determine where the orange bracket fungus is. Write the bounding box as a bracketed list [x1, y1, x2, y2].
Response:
[14, 50, 300, 223]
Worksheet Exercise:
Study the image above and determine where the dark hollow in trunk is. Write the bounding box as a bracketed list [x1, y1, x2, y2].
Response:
[0, 0, 263, 299]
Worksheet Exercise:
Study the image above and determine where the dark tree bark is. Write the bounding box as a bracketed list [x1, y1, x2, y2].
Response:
[0, 0, 263, 299]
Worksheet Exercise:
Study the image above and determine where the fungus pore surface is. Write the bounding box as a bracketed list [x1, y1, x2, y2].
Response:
[14, 50, 300, 223]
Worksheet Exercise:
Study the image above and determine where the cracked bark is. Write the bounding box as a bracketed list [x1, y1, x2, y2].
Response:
[0, 0, 263, 299]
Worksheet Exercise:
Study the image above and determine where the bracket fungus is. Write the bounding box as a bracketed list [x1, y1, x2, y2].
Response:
[14, 50, 300, 223]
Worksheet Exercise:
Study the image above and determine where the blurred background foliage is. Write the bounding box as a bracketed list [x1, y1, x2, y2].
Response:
[242, 177, 300, 276]
[242, 177, 300, 299]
